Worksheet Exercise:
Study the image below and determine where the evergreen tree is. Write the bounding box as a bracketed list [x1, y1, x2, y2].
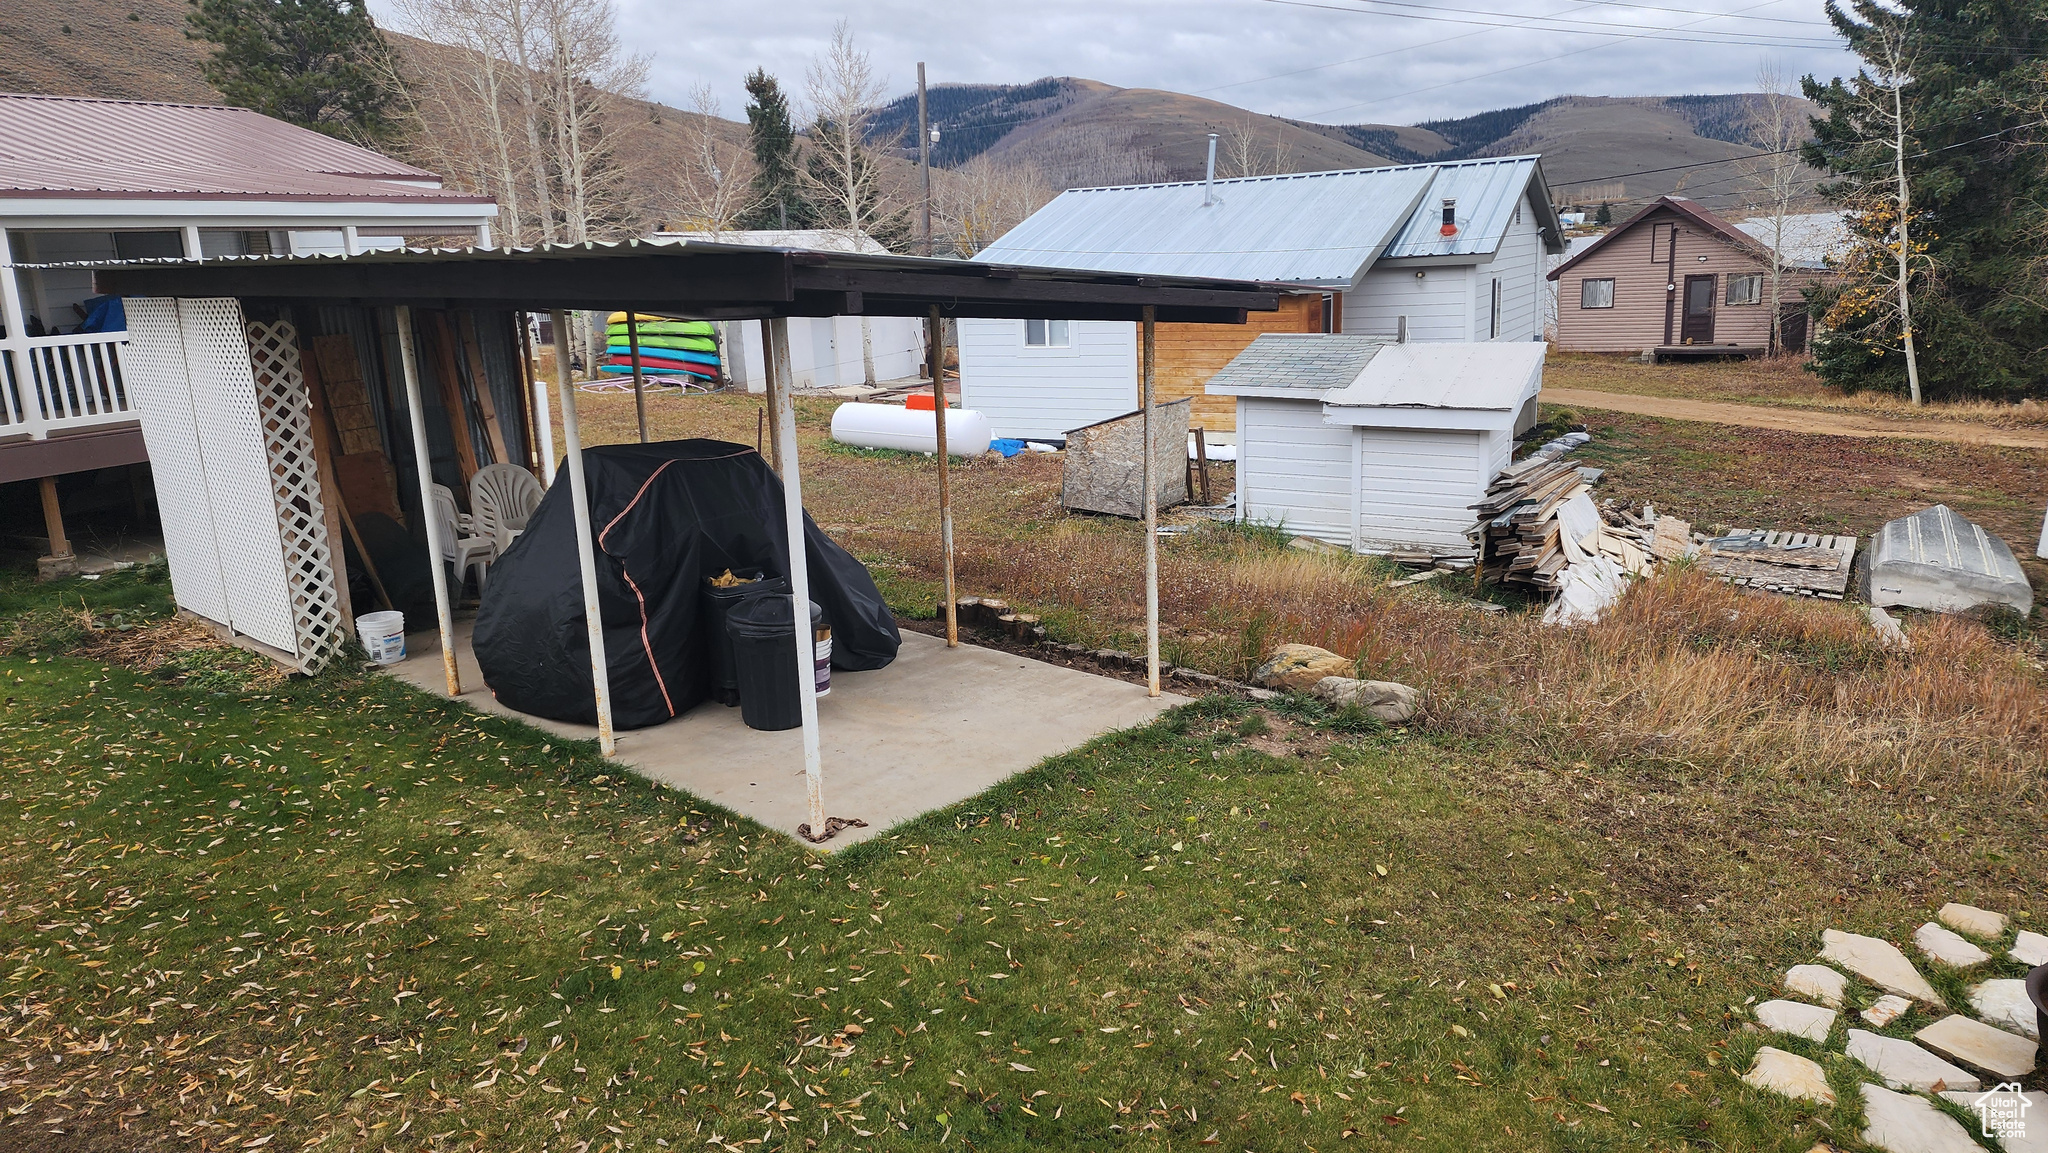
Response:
[739, 69, 814, 230]
[186, 0, 395, 142]
[1803, 0, 2048, 399]
[1593, 202, 1612, 226]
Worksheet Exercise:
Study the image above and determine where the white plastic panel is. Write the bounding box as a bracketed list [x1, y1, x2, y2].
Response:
[120, 297, 232, 626]
[177, 298, 299, 655]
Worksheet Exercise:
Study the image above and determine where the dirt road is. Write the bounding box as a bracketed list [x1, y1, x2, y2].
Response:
[1543, 388, 2048, 451]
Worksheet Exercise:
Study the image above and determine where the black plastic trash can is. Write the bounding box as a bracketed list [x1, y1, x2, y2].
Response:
[701, 570, 788, 706]
[726, 595, 824, 732]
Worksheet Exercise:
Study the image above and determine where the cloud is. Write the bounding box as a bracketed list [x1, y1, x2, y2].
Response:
[383, 0, 1855, 128]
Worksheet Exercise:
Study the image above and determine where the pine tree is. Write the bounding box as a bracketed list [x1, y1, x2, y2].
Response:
[739, 69, 814, 230]
[1593, 202, 1612, 226]
[1803, 0, 2048, 399]
[186, 0, 395, 142]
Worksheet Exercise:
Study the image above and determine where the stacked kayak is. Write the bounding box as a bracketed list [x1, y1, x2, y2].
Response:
[602, 313, 720, 381]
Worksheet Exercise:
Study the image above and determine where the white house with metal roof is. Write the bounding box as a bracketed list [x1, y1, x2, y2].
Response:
[1207, 333, 1546, 555]
[958, 155, 1562, 442]
[0, 92, 497, 575]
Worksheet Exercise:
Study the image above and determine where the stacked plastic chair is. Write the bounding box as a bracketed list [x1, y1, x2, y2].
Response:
[601, 312, 720, 382]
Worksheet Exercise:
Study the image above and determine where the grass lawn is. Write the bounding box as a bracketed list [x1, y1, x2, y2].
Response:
[4, 387, 2044, 1152]
[1545, 352, 2048, 427]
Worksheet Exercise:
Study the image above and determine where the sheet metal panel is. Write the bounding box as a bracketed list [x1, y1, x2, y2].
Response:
[977, 166, 1436, 286]
[1378, 157, 1542, 259]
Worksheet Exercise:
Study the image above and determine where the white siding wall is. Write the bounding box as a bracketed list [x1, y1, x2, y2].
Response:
[1342, 266, 1471, 342]
[1236, 397, 1354, 546]
[1355, 427, 1484, 553]
[1345, 202, 1550, 344]
[959, 318, 1137, 441]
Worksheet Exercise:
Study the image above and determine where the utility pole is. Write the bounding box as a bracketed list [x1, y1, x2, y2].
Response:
[917, 62, 934, 257]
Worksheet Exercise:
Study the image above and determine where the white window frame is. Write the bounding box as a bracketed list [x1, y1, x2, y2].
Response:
[1022, 318, 1071, 348]
[1725, 274, 1763, 306]
[1580, 278, 1616, 309]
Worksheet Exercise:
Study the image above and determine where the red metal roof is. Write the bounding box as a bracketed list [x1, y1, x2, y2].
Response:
[0, 92, 493, 204]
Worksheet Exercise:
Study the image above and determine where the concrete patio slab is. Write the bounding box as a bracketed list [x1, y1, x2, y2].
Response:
[383, 620, 1183, 848]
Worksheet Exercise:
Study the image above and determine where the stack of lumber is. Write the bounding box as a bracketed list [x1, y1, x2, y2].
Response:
[1469, 456, 1594, 591]
[1695, 529, 1857, 598]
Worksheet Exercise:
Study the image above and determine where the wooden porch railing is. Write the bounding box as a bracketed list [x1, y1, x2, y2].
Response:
[0, 331, 133, 438]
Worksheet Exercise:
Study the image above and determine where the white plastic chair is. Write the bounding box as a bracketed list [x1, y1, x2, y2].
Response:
[430, 483, 497, 594]
[470, 463, 545, 552]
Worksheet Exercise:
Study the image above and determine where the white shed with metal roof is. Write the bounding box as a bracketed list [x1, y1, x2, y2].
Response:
[960, 155, 1560, 443]
[1207, 334, 1546, 555]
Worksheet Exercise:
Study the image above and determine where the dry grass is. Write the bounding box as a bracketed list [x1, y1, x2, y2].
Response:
[1548, 351, 2048, 426]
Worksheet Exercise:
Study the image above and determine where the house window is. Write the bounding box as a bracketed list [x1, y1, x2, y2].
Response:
[1580, 278, 1616, 309]
[1725, 274, 1763, 305]
[1320, 293, 1337, 333]
[1024, 319, 1070, 347]
[1489, 278, 1501, 339]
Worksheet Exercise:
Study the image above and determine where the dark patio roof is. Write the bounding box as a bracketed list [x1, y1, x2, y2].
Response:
[86, 239, 1283, 324]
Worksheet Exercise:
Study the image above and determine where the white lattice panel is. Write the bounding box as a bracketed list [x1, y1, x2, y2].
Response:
[120, 298, 232, 627]
[177, 298, 299, 656]
[246, 320, 344, 673]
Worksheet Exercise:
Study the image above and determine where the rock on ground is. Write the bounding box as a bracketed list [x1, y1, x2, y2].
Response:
[1936, 902, 2007, 940]
[1755, 999, 1837, 1043]
[1784, 964, 1848, 1009]
[1968, 979, 2041, 1040]
[1914, 1014, 2037, 1080]
[2012, 929, 2048, 967]
[1251, 644, 1353, 692]
[1940, 1089, 2048, 1153]
[1310, 676, 1419, 723]
[1861, 995, 1914, 1028]
[1860, 1083, 1983, 1153]
[1914, 922, 1992, 968]
[1821, 930, 1946, 1007]
[1740, 1046, 1835, 1105]
[1845, 1028, 1981, 1092]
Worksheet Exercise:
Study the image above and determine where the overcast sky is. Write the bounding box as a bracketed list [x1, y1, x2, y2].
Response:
[601, 0, 1855, 126]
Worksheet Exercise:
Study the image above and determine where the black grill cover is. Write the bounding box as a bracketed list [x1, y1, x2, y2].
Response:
[473, 439, 899, 729]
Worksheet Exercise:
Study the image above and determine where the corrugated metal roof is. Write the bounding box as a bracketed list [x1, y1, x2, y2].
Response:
[1378, 156, 1550, 259]
[975, 166, 1438, 287]
[0, 92, 492, 204]
[1734, 211, 1849, 270]
[1203, 333, 1393, 396]
[1321, 342, 1546, 411]
[977, 155, 1560, 287]
[652, 229, 891, 254]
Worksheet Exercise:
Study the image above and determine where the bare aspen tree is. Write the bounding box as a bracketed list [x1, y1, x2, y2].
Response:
[934, 155, 1052, 256]
[1222, 111, 1291, 178]
[667, 84, 759, 234]
[1818, 17, 1928, 403]
[803, 21, 902, 383]
[1735, 62, 1813, 355]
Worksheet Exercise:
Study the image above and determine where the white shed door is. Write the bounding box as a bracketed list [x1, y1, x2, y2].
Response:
[1237, 399, 1353, 546]
[1355, 427, 1482, 553]
[122, 297, 232, 627]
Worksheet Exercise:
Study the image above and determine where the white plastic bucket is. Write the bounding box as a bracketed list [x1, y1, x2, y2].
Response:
[356, 611, 407, 665]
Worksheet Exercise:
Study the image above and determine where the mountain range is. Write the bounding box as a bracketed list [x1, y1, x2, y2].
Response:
[0, 1, 1810, 215]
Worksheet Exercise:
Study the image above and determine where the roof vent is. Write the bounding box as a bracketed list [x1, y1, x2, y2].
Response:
[1204, 133, 1219, 207]
[1440, 198, 1458, 238]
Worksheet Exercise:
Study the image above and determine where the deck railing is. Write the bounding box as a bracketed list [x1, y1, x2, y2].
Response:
[0, 331, 134, 438]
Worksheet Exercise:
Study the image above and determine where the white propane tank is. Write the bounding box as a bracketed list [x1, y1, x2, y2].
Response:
[829, 402, 994, 457]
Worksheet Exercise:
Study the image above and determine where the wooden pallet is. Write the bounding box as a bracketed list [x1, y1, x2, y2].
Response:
[1696, 529, 1858, 598]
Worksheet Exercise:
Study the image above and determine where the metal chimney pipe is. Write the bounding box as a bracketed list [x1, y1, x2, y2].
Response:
[1204, 133, 1219, 206]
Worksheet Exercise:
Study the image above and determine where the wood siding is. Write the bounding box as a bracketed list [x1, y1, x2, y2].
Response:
[1150, 294, 1326, 433]
[1553, 207, 1820, 353]
[958, 317, 1138, 441]
[1237, 397, 1353, 545]
[1356, 427, 1485, 552]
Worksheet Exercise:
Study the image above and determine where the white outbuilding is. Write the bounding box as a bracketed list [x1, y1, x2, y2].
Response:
[1206, 334, 1546, 556]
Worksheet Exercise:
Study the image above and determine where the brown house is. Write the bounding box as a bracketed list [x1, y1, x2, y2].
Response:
[1548, 196, 1837, 357]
